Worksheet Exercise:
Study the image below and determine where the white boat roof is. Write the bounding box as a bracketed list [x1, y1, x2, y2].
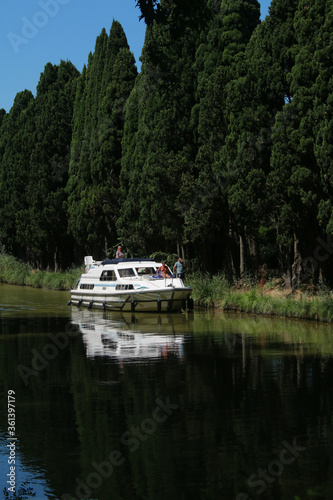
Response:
[101, 258, 156, 266]
[89, 258, 161, 268]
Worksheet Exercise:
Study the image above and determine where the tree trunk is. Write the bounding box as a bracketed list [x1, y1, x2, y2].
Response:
[240, 234, 245, 277]
[181, 244, 185, 262]
[228, 216, 237, 277]
[104, 238, 108, 258]
[291, 233, 302, 289]
[54, 249, 58, 273]
[247, 236, 258, 274]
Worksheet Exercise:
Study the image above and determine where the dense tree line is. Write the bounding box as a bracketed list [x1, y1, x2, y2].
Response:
[0, 1, 332, 287]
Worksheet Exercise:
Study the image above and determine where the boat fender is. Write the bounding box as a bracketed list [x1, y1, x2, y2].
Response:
[102, 302, 106, 311]
[67, 300, 72, 306]
[88, 300, 93, 310]
[77, 299, 83, 308]
[131, 300, 136, 313]
[157, 298, 161, 312]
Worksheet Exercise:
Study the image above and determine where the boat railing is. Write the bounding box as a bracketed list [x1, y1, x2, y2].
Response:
[165, 275, 174, 287]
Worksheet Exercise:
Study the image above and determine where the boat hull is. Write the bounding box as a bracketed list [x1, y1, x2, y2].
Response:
[69, 287, 192, 312]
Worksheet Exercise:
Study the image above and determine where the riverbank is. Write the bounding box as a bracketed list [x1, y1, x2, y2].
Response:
[0, 253, 81, 291]
[187, 273, 333, 323]
[1, 253, 333, 323]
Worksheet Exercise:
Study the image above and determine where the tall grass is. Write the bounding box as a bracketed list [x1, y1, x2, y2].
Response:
[24, 266, 82, 290]
[0, 253, 82, 290]
[188, 272, 333, 323]
[0, 253, 30, 285]
[188, 272, 230, 308]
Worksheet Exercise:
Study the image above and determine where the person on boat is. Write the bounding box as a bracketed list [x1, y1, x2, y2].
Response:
[173, 257, 185, 279]
[156, 262, 171, 278]
[115, 245, 124, 258]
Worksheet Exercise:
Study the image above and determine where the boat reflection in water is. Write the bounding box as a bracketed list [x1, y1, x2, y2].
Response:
[70, 309, 193, 363]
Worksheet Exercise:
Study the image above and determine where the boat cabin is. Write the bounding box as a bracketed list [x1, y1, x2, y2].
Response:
[80, 257, 173, 290]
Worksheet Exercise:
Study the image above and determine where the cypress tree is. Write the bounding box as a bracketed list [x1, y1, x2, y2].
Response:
[316, 0, 333, 259]
[180, 0, 261, 272]
[66, 21, 137, 258]
[118, 0, 207, 257]
[21, 60, 79, 269]
[0, 91, 35, 257]
[223, 0, 299, 278]
[269, 0, 331, 286]
[0, 109, 6, 128]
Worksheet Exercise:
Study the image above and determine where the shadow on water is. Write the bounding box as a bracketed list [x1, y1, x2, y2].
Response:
[1, 285, 333, 499]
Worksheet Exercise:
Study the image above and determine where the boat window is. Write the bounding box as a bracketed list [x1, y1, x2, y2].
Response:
[116, 284, 134, 290]
[118, 268, 136, 278]
[136, 267, 156, 275]
[100, 270, 117, 281]
[80, 284, 94, 290]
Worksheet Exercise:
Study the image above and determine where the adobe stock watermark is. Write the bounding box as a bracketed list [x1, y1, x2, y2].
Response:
[7, 0, 71, 55]
[236, 438, 307, 499]
[17, 322, 80, 386]
[61, 397, 179, 500]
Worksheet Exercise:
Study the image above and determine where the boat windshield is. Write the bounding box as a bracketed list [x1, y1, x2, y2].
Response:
[100, 270, 117, 281]
[118, 268, 136, 278]
[136, 267, 156, 275]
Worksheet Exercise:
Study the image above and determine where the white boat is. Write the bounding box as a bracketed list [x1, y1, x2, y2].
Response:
[69, 256, 193, 313]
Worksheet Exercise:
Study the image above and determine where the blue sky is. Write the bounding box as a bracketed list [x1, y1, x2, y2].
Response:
[0, 0, 271, 113]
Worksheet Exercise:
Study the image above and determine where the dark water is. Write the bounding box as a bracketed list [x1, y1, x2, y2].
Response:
[1, 284, 333, 500]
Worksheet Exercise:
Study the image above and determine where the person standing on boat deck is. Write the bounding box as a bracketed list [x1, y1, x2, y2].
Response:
[173, 257, 185, 279]
[115, 245, 124, 258]
[156, 262, 171, 278]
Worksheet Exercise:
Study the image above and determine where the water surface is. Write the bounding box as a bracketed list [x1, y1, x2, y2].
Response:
[0, 284, 333, 499]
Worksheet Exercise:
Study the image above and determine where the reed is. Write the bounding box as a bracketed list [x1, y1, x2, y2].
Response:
[188, 273, 333, 323]
[0, 253, 82, 290]
[0, 253, 30, 285]
[188, 272, 230, 308]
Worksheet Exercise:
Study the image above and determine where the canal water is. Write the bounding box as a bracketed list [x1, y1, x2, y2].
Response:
[0, 283, 333, 500]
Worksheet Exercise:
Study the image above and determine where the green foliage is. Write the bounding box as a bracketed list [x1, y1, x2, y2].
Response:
[188, 272, 231, 307]
[0, 252, 81, 290]
[1, 2, 333, 286]
[66, 21, 137, 258]
[188, 269, 333, 322]
[149, 252, 178, 268]
[0, 90, 35, 257]
[0, 253, 30, 285]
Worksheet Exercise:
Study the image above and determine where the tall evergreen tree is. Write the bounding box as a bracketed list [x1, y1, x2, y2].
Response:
[66, 21, 137, 258]
[178, 0, 261, 272]
[269, 0, 331, 286]
[310, 0, 333, 281]
[0, 91, 35, 257]
[222, 0, 299, 278]
[0, 109, 6, 128]
[118, 0, 208, 257]
[20, 60, 79, 268]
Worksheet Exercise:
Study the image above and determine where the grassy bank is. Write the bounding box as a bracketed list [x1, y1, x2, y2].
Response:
[2, 252, 333, 323]
[0, 253, 82, 291]
[187, 272, 333, 323]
